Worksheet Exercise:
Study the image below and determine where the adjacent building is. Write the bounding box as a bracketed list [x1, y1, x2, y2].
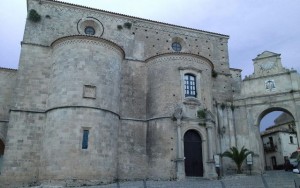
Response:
[261, 113, 298, 170]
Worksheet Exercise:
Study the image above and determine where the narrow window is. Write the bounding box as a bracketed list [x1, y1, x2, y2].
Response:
[290, 136, 294, 144]
[82, 130, 89, 149]
[269, 137, 274, 148]
[184, 74, 197, 97]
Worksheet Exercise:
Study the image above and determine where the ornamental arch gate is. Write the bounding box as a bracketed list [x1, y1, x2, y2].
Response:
[230, 51, 300, 174]
[233, 102, 299, 172]
[257, 107, 296, 170]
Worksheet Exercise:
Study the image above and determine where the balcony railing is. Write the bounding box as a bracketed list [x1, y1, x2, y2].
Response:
[263, 144, 277, 153]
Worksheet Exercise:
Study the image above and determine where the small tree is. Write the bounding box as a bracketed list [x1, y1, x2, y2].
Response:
[221, 146, 253, 174]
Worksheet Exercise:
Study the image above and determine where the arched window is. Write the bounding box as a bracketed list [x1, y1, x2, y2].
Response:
[184, 74, 197, 97]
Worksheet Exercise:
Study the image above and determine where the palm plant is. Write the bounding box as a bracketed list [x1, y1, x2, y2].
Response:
[221, 146, 253, 174]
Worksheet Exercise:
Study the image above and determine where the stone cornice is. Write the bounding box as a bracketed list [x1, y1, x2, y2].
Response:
[145, 52, 214, 69]
[51, 35, 125, 58]
[243, 70, 293, 81]
[21, 42, 50, 48]
[121, 116, 171, 122]
[9, 107, 174, 122]
[233, 90, 300, 107]
[10, 106, 120, 118]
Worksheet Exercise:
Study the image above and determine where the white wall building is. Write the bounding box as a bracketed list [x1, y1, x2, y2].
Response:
[261, 113, 298, 170]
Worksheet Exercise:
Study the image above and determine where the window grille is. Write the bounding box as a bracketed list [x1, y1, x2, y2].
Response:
[184, 74, 197, 97]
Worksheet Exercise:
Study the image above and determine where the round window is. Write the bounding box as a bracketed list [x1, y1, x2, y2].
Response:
[84, 26, 95, 35]
[172, 42, 182, 52]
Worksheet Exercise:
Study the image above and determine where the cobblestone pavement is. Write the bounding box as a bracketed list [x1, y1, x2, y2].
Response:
[31, 170, 300, 188]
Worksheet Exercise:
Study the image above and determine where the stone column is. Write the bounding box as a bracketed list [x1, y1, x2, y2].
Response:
[227, 107, 236, 147]
[173, 105, 185, 180]
[205, 116, 217, 179]
[176, 120, 185, 179]
[206, 123, 214, 161]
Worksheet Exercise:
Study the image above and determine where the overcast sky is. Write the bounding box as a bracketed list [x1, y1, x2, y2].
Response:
[0, 0, 299, 129]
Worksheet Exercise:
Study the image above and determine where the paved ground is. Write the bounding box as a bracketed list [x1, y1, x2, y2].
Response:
[71, 170, 300, 188]
[27, 170, 300, 188]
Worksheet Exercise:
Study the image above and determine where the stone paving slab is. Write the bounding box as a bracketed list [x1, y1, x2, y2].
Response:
[26, 170, 300, 188]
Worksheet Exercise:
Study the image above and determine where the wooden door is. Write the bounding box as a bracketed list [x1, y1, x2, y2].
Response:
[184, 130, 203, 177]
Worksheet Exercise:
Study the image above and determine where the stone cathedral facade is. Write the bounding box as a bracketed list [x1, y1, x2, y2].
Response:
[0, 0, 300, 187]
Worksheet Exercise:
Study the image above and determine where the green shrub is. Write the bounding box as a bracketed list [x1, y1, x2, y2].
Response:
[28, 9, 41, 22]
[197, 109, 206, 119]
[117, 25, 123, 30]
[124, 22, 132, 29]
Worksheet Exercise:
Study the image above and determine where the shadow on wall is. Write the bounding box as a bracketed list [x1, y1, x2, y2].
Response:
[0, 139, 4, 174]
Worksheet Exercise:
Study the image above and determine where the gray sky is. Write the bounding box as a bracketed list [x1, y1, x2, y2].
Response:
[0, 0, 299, 129]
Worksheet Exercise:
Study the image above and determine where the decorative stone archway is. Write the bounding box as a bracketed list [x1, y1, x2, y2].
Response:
[230, 51, 300, 174]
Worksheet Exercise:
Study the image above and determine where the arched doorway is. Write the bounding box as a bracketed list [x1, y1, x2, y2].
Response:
[184, 130, 203, 177]
[258, 108, 297, 170]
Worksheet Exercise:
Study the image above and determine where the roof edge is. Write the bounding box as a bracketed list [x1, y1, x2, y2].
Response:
[0, 67, 18, 71]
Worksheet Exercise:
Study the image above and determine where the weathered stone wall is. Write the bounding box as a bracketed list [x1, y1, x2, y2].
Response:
[48, 36, 123, 113]
[147, 119, 177, 180]
[12, 44, 50, 111]
[230, 68, 242, 94]
[120, 60, 147, 119]
[0, 0, 233, 186]
[0, 68, 17, 121]
[147, 54, 214, 118]
[1, 112, 45, 185]
[0, 68, 17, 144]
[25, 0, 229, 65]
[41, 108, 119, 183]
[118, 121, 148, 180]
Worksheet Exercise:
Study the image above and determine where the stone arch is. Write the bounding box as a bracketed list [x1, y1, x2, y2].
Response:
[182, 125, 207, 142]
[255, 106, 295, 127]
[251, 105, 297, 171]
[181, 124, 209, 177]
[145, 52, 214, 70]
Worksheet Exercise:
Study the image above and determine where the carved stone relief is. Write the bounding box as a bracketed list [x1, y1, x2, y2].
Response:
[265, 80, 276, 92]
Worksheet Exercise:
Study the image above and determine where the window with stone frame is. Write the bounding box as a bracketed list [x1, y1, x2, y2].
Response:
[184, 73, 197, 97]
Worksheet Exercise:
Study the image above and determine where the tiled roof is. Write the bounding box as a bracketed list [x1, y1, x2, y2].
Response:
[45, 0, 229, 38]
